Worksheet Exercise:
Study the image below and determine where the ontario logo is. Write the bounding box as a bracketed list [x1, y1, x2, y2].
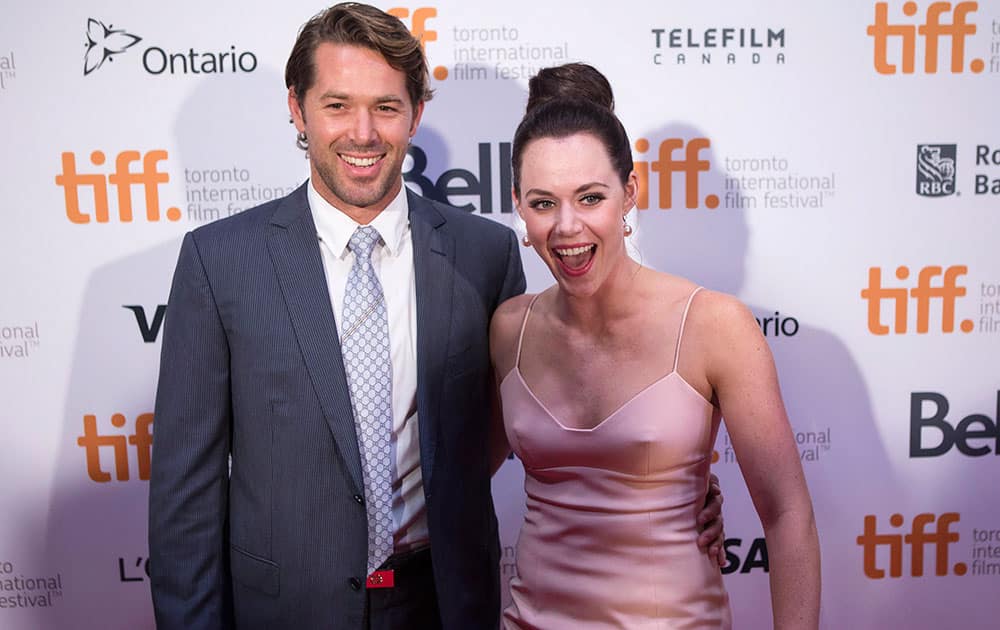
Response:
[82, 18, 257, 77]
[916, 144, 957, 196]
[83, 18, 141, 76]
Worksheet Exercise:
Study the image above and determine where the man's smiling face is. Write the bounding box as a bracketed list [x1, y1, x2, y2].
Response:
[289, 43, 424, 222]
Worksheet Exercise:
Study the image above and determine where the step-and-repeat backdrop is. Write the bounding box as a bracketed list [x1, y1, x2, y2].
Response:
[1, 1, 997, 628]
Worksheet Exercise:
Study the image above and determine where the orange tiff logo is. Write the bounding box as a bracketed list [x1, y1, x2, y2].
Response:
[857, 513, 965, 578]
[861, 265, 973, 334]
[633, 137, 719, 210]
[867, 2, 984, 74]
[55, 150, 181, 224]
[77, 413, 153, 482]
[388, 7, 448, 80]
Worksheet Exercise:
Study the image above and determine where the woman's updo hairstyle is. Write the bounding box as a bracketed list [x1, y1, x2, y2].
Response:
[512, 63, 634, 195]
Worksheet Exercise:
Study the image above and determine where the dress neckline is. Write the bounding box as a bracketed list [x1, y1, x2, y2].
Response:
[501, 367, 712, 432]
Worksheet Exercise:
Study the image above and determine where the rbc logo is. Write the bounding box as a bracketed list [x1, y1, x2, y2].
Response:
[916, 144, 956, 196]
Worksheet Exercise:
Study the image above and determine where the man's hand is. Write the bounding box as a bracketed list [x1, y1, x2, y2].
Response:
[696, 473, 726, 567]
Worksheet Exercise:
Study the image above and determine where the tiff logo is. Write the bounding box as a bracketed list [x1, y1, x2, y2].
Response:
[633, 138, 720, 210]
[916, 144, 956, 196]
[123, 305, 167, 343]
[867, 2, 985, 74]
[861, 265, 973, 334]
[857, 512, 966, 578]
[388, 7, 448, 80]
[77, 413, 153, 482]
[55, 150, 180, 224]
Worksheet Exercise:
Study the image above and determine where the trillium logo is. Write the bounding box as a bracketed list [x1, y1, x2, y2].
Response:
[83, 18, 141, 76]
[79, 18, 257, 77]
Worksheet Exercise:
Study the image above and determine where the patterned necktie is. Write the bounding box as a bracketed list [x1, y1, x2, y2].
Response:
[341, 225, 394, 575]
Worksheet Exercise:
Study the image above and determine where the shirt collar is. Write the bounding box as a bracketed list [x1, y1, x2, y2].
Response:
[308, 179, 410, 259]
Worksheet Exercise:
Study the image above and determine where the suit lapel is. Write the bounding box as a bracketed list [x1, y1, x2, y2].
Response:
[266, 183, 364, 493]
[409, 190, 454, 492]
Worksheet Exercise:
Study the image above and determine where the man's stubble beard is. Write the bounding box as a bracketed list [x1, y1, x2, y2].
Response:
[310, 143, 402, 211]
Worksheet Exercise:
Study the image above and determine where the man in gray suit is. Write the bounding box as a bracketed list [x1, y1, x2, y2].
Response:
[148, 4, 723, 629]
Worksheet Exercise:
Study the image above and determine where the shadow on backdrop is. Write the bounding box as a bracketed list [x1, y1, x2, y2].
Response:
[410, 64, 534, 610]
[637, 121, 897, 628]
[37, 66, 297, 630]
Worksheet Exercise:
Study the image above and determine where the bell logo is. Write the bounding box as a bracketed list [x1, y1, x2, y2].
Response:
[860, 265, 973, 334]
[867, 2, 985, 75]
[405, 141, 513, 213]
[910, 391, 999, 457]
[77, 413, 153, 482]
[633, 137, 719, 210]
[857, 513, 965, 578]
[388, 7, 448, 80]
[55, 150, 180, 224]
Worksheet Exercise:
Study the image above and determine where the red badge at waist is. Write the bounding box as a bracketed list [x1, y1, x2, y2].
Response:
[366, 570, 395, 589]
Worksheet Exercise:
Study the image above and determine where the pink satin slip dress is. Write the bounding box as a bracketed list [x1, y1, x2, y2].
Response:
[500, 288, 732, 629]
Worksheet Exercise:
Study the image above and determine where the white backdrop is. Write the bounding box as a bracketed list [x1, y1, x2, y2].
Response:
[1, 1, 998, 628]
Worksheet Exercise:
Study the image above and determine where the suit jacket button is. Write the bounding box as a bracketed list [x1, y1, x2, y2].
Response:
[353, 494, 364, 505]
[349, 577, 362, 591]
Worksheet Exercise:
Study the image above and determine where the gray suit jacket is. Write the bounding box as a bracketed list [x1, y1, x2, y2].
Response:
[148, 183, 525, 629]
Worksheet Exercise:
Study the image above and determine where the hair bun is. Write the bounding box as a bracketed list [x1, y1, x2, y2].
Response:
[525, 63, 615, 114]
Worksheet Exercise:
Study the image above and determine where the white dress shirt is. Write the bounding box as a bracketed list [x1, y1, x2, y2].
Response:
[308, 180, 429, 552]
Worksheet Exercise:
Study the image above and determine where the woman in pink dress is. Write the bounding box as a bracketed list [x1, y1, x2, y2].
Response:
[489, 64, 820, 629]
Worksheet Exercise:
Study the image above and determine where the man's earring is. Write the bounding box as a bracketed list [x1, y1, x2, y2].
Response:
[522, 235, 532, 247]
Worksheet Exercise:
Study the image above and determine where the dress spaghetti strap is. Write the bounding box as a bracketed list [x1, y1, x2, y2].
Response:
[672, 287, 704, 372]
[515, 294, 543, 369]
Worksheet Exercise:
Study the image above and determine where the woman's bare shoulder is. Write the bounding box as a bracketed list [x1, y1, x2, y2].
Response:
[490, 292, 542, 375]
[689, 288, 755, 327]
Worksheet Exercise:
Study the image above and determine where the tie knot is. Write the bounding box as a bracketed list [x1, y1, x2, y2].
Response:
[349, 225, 381, 260]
